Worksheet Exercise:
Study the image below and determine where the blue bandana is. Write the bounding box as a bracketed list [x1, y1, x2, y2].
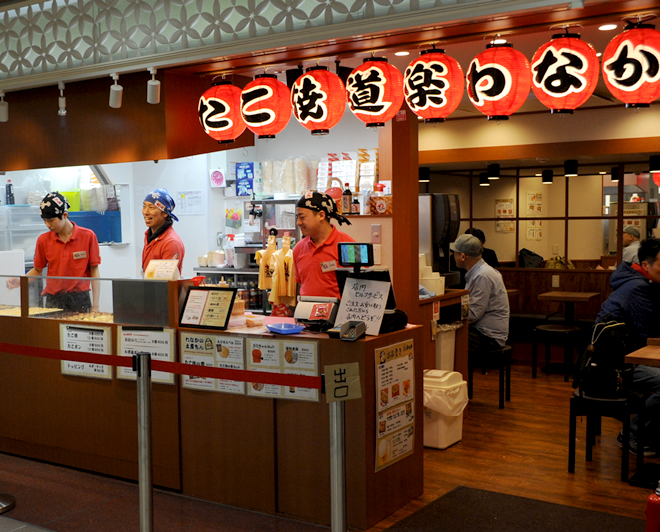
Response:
[144, 188, 179, 222]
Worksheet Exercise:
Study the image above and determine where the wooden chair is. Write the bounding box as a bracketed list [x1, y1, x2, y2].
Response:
[568, 389, 645, 482]
[467, 345, 512, 409]
[532, 323, 581, 381]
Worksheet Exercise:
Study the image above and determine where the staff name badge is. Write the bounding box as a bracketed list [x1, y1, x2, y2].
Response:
[73, 251, 87, 260]
[321, 260, 337, 273]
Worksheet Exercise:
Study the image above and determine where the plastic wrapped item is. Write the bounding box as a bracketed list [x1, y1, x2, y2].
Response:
[283, 159, 295, 194]
[423, 369, 468, 449]
[262, 160, 273, 194]
[272, 160, 284, 194]
[309, 159, 319, 191]
[294, 157, 310, 194]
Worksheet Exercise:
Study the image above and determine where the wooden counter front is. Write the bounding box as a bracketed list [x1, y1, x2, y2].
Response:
[179, 325, 424, 530]
[0, 316, 181, 490]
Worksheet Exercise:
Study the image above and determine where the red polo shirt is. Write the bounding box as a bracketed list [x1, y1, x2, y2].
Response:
[293, 225, 355, 299]
[34, 222, 101, 295]
[142, 225, 185, 274]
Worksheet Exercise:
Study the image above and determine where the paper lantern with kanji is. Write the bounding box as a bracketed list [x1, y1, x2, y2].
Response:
[531, 33, 599, 113]
[602, 23, 660, 108]
[241, 74, 291, 139]
[346, 57, 404, 127]
[291, 66, 345, 135]
[198, 81, 246, 143]
[467, 43, 532, 120]
[403, 49, 464, 122]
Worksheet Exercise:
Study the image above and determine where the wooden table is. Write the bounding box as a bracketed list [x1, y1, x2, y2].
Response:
[537, 291, 600, 324]
[626, 339, 660, 366]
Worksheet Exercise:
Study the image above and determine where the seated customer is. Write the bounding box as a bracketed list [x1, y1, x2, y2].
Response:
[465, 227, 500, 268]
[621, 225, 641, 264]
[450, 234, 509, 352]
[596, 237, 660, 455]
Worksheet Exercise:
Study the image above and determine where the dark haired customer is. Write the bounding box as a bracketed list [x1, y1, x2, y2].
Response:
[596, 237, 660, 456]
[8, 192, 101, 312]
[465, 227, 499, 268]
[293, 191, 355, 299]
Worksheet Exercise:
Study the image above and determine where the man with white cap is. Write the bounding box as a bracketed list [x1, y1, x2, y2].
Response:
[142, 188, 185, 274]
[450, 234, 509, 352]
[622, 225, 641, 264]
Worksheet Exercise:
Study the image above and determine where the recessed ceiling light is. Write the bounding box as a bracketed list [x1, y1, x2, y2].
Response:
[419, 179, 430, 183]
[395, 51, 410, 57]
[596, 52, 602, 57]
[535, 173, 542, 176]
[599, 24, 618, 31]
[492, 38, 507, 45]
[599, 171, 607, 174]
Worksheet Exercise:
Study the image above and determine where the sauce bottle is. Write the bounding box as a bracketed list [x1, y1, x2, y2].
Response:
[342, 183, 352, 215]
[351, 186, 360, 215]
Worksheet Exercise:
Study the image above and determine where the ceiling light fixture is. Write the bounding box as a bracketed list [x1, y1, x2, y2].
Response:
[58, 81, 66, 116]
[564, 159, 578, 176]
[479, 172, 490, 186]
[542, 169, 554, 184]
[394, 51, 410, 57]
[599, 23, 618, 31]
[147, 67, 160, 104]
[109, 73, 123, 109]
[611, 167, 619, 182]
[0, 91, 7, 123]
[650, 155, 660, 174]
[487, 163, 500, 180]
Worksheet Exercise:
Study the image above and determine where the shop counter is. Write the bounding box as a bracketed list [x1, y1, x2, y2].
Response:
[0, 278, 424, 530]
[179, 324, 424, 529]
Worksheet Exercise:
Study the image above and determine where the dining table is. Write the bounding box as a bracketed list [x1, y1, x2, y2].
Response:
[537, 291, 601, 324]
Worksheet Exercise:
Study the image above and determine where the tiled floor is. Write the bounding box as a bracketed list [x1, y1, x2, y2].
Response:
[0, 452, 328, 532]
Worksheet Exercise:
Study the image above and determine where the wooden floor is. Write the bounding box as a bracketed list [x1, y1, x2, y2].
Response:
[368, 349, 653, 531]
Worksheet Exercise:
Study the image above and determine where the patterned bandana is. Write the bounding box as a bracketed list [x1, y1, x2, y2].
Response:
[144, 188, 179, 222]
[40, 192, 70, 219]
[295, 191, 352, 226]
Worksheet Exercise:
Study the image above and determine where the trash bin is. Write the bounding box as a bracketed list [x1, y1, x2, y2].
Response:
[423, 369, 468, 449]
[435, 322, 462, 371]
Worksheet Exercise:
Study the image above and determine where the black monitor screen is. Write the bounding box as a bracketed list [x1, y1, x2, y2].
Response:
[337, 242, 374, 268]
[335, 268, 397, 311]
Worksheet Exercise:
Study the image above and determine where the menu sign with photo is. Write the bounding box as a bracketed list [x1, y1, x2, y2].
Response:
[375, 339, 415, 471]
[335, 278, 390, 336]
[180, 287, 236, 329]
[60, 324, 112, 379]
[117, 327, 176, 384]
[180, 332, 246, 394]
[247, 338, 319, 401]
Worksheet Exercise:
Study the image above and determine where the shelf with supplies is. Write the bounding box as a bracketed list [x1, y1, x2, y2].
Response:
[192, 267, 270, 314]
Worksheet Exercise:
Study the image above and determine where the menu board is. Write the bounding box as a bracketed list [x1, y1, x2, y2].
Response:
[117, 327, 176, 384]
[180, 332, 246, 394]
[60, 324, 112, 379]
[246, 338, 319, 402]
[180, 287, 236, 329]
[335, 278, 389, 336]
[375, 339, 415, 471]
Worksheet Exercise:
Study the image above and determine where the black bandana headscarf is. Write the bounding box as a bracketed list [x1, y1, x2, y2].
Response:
[296, 191, 352, 226]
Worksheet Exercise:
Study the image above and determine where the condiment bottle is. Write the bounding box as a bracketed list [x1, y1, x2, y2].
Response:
[342, 183, 352, 214]
[351, 186, 361, 215]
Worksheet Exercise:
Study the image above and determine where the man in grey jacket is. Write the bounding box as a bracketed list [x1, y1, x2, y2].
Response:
[450, 234, 510, 352]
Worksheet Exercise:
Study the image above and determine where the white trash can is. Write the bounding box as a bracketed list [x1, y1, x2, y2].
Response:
[423, 369, 468, 449]
[435, 322, 463, 371]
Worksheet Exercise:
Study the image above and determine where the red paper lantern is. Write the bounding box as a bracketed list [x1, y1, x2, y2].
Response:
[602, 23, 660, 108]
[403, 49, 464, 123]
[467, 43, 532, 120]
[241, 74, 291, 139]
[346, 57, 404, 127]
[531, 33, 599, 113]
[291, 66, 345, 135]
[198, 81, 246, 143]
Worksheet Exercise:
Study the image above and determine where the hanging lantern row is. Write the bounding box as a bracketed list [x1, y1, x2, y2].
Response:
[198, 21, 660, 142]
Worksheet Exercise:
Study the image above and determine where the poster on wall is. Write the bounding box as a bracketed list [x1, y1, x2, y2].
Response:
[176, 190, 204, 215]
[526, 220, 543, 241]
[59, 324, 112, 379]
[117, 327, 176, 384]
[180, 332, 246, 394]
[495, 198, 514, 218]
[496, 220, 515, 233]
[526, 192, 542, 217]
[375, 339, 415, 472]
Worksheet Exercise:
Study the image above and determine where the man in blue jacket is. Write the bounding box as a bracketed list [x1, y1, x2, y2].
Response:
[596, 237, 660, 456]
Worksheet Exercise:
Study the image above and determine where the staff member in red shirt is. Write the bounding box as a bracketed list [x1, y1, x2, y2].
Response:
[9, 192, 101, 312]
[142, 188, 185, 275]
[294, 191, 355, 299]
